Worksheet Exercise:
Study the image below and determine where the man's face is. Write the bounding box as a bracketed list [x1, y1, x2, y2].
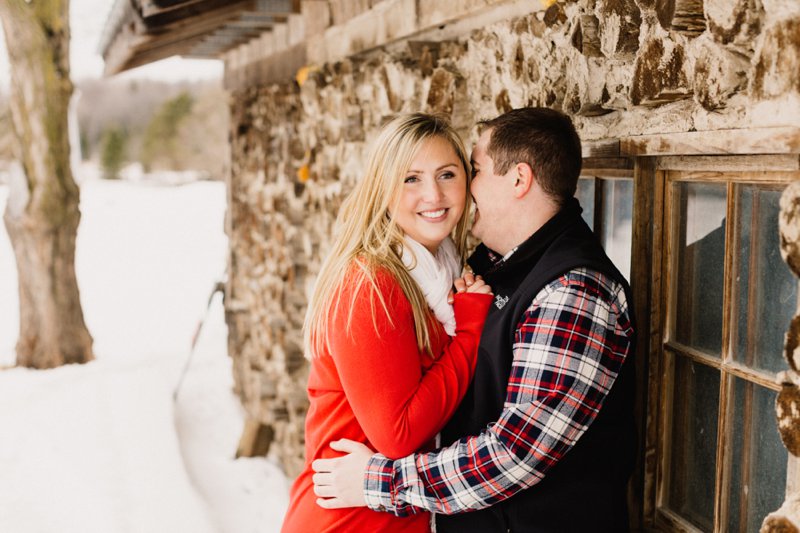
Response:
[469, 129, 515, 254]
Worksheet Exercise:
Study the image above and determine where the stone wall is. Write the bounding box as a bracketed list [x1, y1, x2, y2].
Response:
[764, 183, 800, 532]
[224, 0, 800, 489]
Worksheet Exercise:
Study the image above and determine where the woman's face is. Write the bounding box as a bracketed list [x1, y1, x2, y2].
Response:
[390, 136, 467, 253]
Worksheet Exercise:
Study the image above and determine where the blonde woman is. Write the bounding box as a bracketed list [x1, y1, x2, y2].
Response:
[281, 114, 492, 533]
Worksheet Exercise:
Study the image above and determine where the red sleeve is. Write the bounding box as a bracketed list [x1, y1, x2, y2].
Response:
[329, 268, 491, 459]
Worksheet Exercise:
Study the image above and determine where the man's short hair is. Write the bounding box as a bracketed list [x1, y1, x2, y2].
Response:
[479, 108, 582, 206]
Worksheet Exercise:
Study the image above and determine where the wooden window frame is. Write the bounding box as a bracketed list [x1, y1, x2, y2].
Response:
[583, 129, 800, 532]
[643, 159, 800, 533]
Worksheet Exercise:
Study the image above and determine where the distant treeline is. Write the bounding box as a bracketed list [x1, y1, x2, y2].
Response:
[0, 79, 228, 180]
[79, 78, 229, 180]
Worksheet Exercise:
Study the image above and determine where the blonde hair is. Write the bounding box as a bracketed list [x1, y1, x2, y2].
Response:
[304, 113, 472, 359]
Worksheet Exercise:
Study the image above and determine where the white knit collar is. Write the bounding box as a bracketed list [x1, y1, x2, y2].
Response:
[400, 236, 461, 336]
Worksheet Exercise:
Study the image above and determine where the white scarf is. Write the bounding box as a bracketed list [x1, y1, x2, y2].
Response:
[401, 236, 461, 336]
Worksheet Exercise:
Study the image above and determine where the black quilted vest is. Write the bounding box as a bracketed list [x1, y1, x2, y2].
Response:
[437, 198, 636, 533]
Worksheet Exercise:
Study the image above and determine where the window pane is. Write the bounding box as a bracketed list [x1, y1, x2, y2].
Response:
[732, 185, 794, 375]
[726, 378, 787, 532]
[576, 178, 595, 230]
[600, 179, 633, 281]
[668, 356, 720, 531]
[673, 182, 727, 355]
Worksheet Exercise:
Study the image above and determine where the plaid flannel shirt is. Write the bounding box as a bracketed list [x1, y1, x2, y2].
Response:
[363, 267, 634, 516]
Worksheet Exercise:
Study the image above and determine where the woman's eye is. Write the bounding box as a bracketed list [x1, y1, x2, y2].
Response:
[404, 175, 419, 183]
[439, 172, 455, 180]
[471, 168, 479, 178]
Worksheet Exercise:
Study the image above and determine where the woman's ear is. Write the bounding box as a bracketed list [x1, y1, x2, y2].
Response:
[512, 162, 534, 198]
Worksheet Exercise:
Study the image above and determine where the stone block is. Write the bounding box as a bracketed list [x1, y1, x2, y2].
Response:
[778, 382, 800, 456]
[565, 54, 615, 116]
[379, 63, 404, 112]
[544, 2, 568, 27]
[786, 316, 800, 372]
[761, 513, 800, 533]
[571, 14, 604, 57]
[596, 0, 642, 58]
[751, 18, 800, 98]
[780, 180, 800, 279]
[630, 36, 691, 105]
[647, 0, 704, 36]
[425, 68, 458, 115]
[706, 0, 764, 47]
[763, 0, 800, 18]
[692, 34, 749, 110]
[670, 0, 704, 36]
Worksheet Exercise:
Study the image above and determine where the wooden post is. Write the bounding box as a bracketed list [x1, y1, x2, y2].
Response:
[630, 157, 658, 530]
[235, 418, 274, 458]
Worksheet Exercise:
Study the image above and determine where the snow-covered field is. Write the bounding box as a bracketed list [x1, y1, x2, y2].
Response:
[0, 177, 290, 532]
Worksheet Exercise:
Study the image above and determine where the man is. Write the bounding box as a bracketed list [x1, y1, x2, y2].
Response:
[311, 107, 636, 532]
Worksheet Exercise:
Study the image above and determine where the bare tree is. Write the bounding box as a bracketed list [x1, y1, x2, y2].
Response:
[0, 0, 93, 368]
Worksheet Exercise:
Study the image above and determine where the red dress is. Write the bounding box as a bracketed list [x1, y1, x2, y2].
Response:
[281, 267, 491, 532]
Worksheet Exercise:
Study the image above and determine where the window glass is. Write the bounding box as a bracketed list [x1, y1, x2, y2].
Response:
[732, 185, 794, 375]
[575, 178, 595, 230]
[673, 182, 727, 355]
[726, 378, 787, 532]
[600, 179, 633, 281]
[668, 356, 720, 531]
[661, 171, 798, 533]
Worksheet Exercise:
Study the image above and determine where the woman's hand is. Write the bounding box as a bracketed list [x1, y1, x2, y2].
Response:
[448, 273, 492, 303]
[454, 272, 492, 295]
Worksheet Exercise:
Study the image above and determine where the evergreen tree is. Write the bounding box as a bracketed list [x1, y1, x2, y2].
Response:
[100, 127, 127, 180]
[141, 91, 194, 171]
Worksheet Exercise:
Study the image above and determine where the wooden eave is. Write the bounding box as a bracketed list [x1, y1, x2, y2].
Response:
[100, 0, 299, 75]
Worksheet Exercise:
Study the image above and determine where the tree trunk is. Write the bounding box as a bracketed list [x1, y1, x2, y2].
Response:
[0, 0, 93, 368]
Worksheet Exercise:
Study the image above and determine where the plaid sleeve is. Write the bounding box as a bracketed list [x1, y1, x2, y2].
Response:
[363, 268, 634, 516]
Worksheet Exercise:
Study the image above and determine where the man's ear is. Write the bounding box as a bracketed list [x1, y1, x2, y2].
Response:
[512, 162, 534, 198]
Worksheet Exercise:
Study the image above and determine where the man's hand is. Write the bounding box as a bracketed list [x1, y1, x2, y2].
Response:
[311, 439, 374, 509]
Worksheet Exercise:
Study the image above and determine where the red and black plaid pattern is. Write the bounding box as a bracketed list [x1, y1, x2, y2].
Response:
[364, 268, 634, 516]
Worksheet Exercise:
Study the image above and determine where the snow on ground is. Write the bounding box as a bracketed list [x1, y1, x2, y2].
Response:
[0, 176, 290, 532]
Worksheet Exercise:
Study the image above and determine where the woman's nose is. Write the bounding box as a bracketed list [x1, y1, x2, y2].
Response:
[422, 179, 443, 202]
